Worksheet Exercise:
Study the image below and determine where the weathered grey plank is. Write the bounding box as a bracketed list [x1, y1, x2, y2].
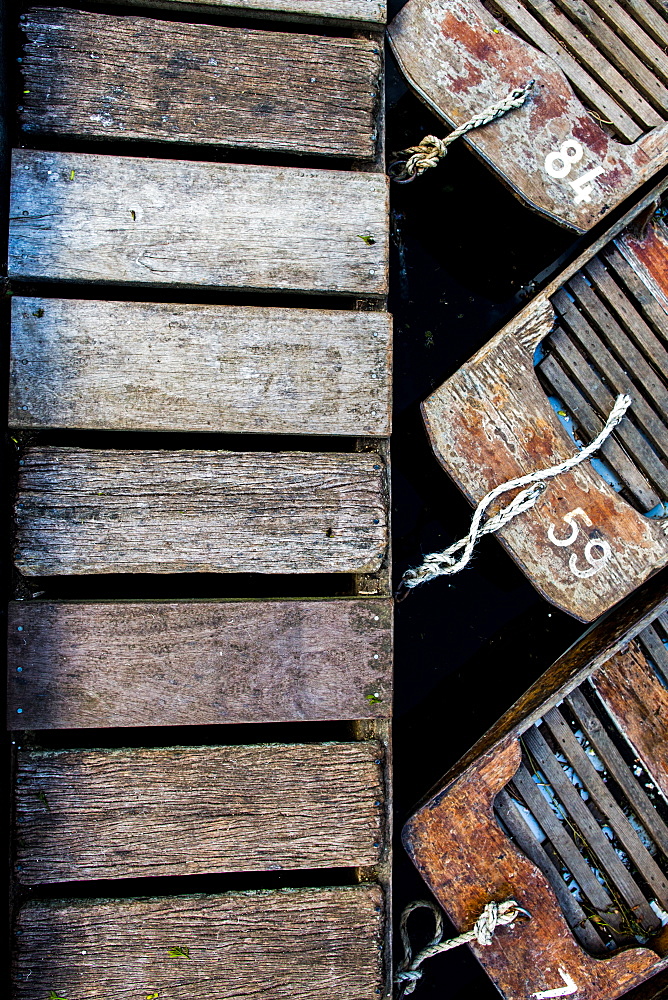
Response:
[8, 149, 388, 295]
[542, 705, 668, 906]
[85, 0, 387, 28]
[7, 599, 393, 728]
[523, 725, 659, 929]
[14, 742, 384, 883]
[19, 9, 382, 158]
[13, 886, 385, 999]
[9, 298, 392, 436]
[495, 788, 607, 953]
[14, 448, 388, 576]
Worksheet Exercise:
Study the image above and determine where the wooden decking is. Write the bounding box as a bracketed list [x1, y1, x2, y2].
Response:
[7, 2, 392, 997]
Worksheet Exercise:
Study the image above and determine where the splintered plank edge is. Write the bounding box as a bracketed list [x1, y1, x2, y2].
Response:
[9, 298, 392, 436]
[7, 598, 393, 728]
[19, 10, 382, 158]
[13, 886, 385, 1000]
[14, 742, 385, 882]
[14, 448, 389, 576]
[9, 149, 389, 295]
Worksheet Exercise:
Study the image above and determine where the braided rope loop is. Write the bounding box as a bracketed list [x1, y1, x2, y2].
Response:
[390, 80, 535, 183]
[395, 899, 530, 996]
[398, 393, 632, 597]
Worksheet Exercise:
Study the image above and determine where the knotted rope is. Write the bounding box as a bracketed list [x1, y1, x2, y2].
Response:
[398, 393, 632, 597]
[390, 80, 535, 183]
[395, 899, 530, 997]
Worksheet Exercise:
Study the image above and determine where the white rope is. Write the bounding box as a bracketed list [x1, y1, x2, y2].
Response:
[399, 393, 632, 594]
[390, 80, 535, 183]
[395, 899, 530, 996]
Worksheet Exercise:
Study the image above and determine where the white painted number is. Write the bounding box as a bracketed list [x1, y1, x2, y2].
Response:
[532, 968, 578, 998]
[544, 141, 583, 178]
[547, 507, 612, 579]
[544, 140, 605, 206]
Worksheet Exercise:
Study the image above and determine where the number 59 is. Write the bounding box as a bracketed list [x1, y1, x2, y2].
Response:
[547, 507, 612, 578]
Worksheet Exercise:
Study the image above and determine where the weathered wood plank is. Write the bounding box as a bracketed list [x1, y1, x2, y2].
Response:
[13, 886, 385, 999]
[542, 706, 668, 907]
[19, 9, 382, 159]
[9, 298, 392, 436]
[495, 788, 607, 954]
[8, 149, 389, 295]
[14, 742, 384, 883]
[6, 599, 392, 728]
[84, 0, 387, 28]
[592, 641, 668, 802]
[14, 448, 388, 576]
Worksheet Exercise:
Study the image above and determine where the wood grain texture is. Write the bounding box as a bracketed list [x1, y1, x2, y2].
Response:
[14, 447, 388, 576]
[14, 742, 385, 883]
[402, 739, 664, 1000]
[19, 10, 382, 158]
[420, 190, 668, 621]
[388, 0, 668, 231]
[13, 886, 386, 999]
[8, 149, 389, 295]
[9, 297, 392, 436]
[6, 599, 393, 728]
[84, 0, 387, 27]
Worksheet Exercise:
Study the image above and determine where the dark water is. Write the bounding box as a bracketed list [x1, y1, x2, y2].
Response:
[385, 10, 588, 993]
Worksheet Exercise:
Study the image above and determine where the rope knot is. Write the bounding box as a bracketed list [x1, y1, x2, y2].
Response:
[390, 80, 534, 183]
[395, 898, 530, 996]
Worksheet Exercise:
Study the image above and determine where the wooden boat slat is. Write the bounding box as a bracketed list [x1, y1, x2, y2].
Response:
[8, 298, 392, 437]
[566, 684, 668, 851]
[522, 724, 659, 928]
[8, 149, 389, 295]
[13, 448, 388, 577]
[508, 762, 622, 919]
[502, 0, 660, 132]
[6, 599, 393, 729]
[544, 0, 668, 114]
[495, 787, 608, 953]
[14, 742, 384, 883]
[13, 886, 385, 1000]
[542, 705, 668, 907]
[637, 622, 668, 683]
[545, 326, 668, 501]
[619, 0, 668, 48]
[18, 9, 382, 158]
[581, 0, 668, 85]
[538, 351, 661, 509]
[592, 639, 668, 802]
[583, 256, 668, 376]
[85, 0, 388, 28]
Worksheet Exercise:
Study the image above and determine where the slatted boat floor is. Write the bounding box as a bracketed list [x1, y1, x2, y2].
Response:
[419, 179, 668, 622]
[403, 579, 668, 1000]
[7, 2, 392, 997]
[388, 0, 668, 230]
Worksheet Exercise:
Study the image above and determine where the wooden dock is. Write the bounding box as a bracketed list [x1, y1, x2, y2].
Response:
[7, 2, 392, 997]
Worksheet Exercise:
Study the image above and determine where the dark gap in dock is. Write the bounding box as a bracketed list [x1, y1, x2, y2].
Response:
[11, 428, 365, 451]
[10, 718, 360, 750]
[8, 279, 369, 311]
[13, 866, 363, 904]
[11, 571, 357, 602]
